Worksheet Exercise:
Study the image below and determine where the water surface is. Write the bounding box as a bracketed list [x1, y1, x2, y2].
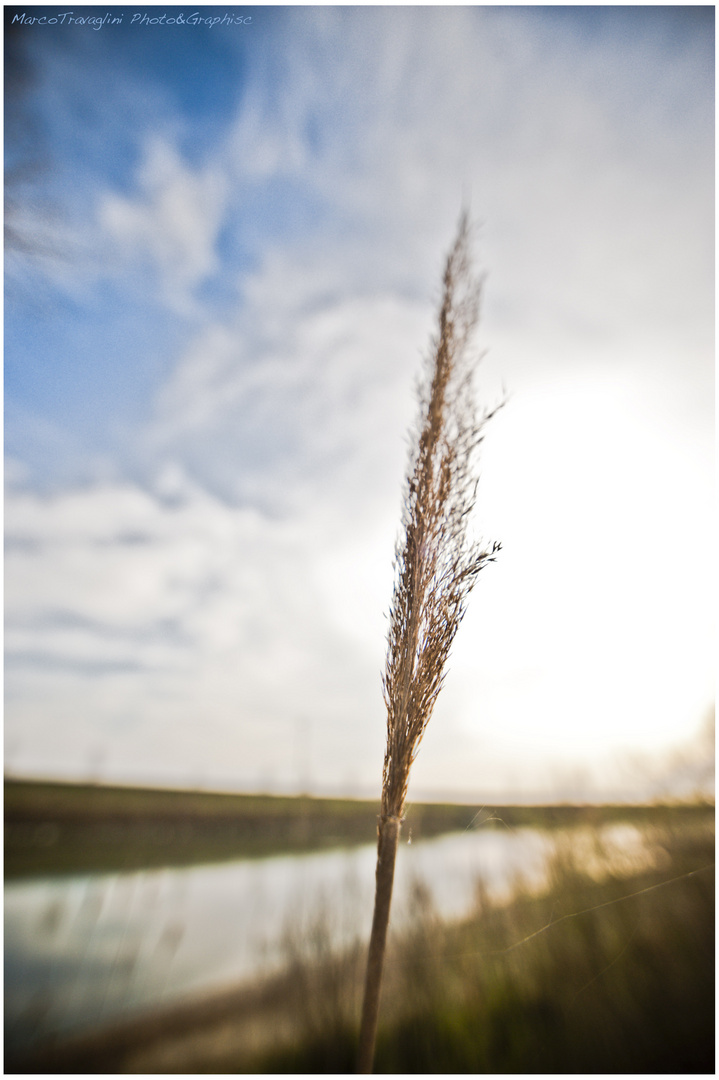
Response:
[5, 822, 653, 1055]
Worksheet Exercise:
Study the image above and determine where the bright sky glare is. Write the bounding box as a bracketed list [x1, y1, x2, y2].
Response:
[4, 4, 715, 802]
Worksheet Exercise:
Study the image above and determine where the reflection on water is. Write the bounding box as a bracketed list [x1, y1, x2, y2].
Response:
[4, 823, 656, 1056]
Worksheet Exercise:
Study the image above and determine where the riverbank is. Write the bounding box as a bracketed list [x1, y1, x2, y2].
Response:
[5, 776, 710, 879]
[9, 804, 714, 1074]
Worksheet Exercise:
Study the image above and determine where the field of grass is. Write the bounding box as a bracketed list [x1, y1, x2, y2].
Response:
[219, 809, 717, 1074]
[5, 776, 709, 879]
[5, 777, 381, 878]
[9, 800, 714, 1074]
[364, 813, 715, 1075]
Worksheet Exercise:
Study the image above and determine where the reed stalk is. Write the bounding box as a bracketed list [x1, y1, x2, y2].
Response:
[356, 214, 502, 1073]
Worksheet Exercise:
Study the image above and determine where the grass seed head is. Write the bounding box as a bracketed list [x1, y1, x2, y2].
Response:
[381, 213, 502, 821]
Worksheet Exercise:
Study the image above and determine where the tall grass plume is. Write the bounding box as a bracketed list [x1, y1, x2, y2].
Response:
[357, 215, 502, 1072]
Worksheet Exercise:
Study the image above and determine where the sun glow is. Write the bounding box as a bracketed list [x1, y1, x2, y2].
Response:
[449, 371, 714, 762]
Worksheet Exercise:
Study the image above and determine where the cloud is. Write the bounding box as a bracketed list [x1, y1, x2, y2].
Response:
[126, 3, 709, 510]
[4, 471, 391, 791]
[144, 268, 430, 517]
[4, 7, 713, 798]
[98, 137, 228, 312]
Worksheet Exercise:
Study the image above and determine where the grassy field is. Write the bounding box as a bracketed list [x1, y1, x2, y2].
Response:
[11, 802, 714, 1074]
[5, 776, 710, 879]
[5, 777, 382, 877]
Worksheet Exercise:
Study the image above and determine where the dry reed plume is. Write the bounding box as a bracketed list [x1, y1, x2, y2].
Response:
[357, 214, 502, 1072]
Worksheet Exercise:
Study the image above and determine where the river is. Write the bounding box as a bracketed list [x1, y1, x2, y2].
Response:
[4, 821, 655, 1056]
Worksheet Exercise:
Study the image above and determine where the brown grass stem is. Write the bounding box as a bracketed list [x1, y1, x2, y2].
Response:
[357, 214, 502, 1072]
[356, 815, 401, 1072]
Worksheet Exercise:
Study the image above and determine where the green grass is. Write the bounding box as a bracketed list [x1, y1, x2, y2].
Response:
[253, 810, 716, 1074]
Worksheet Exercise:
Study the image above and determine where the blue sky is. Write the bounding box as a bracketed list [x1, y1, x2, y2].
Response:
[4, 5, 715, 801]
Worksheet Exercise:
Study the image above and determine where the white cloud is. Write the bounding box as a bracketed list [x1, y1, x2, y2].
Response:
[5, 7, 713, 799]
[99, 137, 227, 312]
[4, 475, 389, 792]
[145, 270, 431, 519]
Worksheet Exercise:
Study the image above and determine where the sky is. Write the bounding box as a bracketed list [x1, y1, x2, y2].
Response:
[4, 4, 715, 803]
